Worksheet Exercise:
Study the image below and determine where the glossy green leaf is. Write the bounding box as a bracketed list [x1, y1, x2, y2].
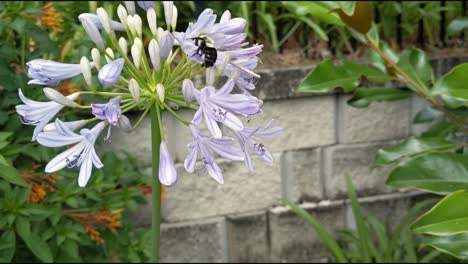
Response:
[0, 164, 27, 187]
[368, 41, 399, 76]
[424, 233, 468, 259]
[421, 122, 457, 138]
[412, 190, 468, 235]
[375, 136, 456, 166]
[432, 63, 468, 101]
[387, 153, 468, 194]
[348, 87, 412, 108]
[413, 106, 444, 124]
[0, 231, 15, 262]
[447, 17, 468, 36]
[397, 49, 433, 91]
[297, 60, 388, 93]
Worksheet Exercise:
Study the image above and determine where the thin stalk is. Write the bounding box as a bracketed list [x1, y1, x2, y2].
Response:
[164, 102, 191, 125]
[150, 103, 162, 263]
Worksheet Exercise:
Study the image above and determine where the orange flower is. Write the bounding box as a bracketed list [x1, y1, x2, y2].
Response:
[21, 163, 60, 203]
[37, 2, 64, 32]
[64, 209, 123, 245]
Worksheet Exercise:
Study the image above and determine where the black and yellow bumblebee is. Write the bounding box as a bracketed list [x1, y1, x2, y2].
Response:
[192, 36, 217, 68]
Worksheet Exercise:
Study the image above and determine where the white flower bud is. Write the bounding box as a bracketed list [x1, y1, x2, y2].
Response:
[133, 14, 143, 36]
[96, 7, 111, 34]
[129, 78, 140, 102]
[148, 39, 160, 71]
[80, 16, 104, 50]
[134, 37, 143, 50]
[156, 83, 165, 102]
[80, 57, 93, 86]
[147, 7, 157, 35]
[119, 37, 127, 55]
[131, 42, 142, 69]
[124, 1, 136, 15]
[163, 1, 173, 29]
[171, 6, 178, 31]
[91, 48, 101, 70]
[127, 15, 136, 36]
[43, 88, 79, 108]
[157, 27, 164, 41]
[117, 5, 128, 28]
[105, 48, 115, 63]
[206, 67, 216, 86]
[220, 10, 231, 23]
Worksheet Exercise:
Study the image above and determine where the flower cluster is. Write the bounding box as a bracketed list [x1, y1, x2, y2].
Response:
[16, 1, 282, 188]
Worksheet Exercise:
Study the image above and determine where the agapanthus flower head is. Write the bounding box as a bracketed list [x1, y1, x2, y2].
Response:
[17, 4, 280, 188]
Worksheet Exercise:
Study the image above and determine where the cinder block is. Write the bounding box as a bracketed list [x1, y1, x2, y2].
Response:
[269, 201, 346, 262]
[337, 95, 411, 144]
[160, 217, 228, 263]
[281, 148, 323, 202]
[226, 211, 270, 262]
[323, 142, 395, 200]
[245, 97, 336, 153]
[158, 154, 281, 222]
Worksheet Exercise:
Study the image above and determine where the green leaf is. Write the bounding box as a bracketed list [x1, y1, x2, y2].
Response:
[0, 164, 27, 187]
[413, 106, 444, 124]
[345, 175, 372, 262]
[281, 199, 348, 263]
[423, 233, 468, 259]
[281, 1, 343, 25]
[375, 136, 457, 166]
[421, 121, 457, 138]
[297, 60, 388, 93]
[16, 216, 53, 262]
[368, 41, 399, 73]
[348, 87, 412, 108]
[0, 231, 15, 262]
[412, 190, 468, 235]
[387, 152, 468, 194]
[397, 48, 433, 91]
[0, 132, 12, 142]
[447, 17, 468, 36]
[432, 63, 468, 101]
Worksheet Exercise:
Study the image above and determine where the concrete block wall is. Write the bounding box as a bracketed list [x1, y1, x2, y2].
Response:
[100, 56, 463, 262]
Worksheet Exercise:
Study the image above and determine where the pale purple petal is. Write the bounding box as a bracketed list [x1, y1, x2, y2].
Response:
[98, 59, 124, 86]
[159, 142, 177, 186]
[45, 141, 86, 173]
[78, 13, 124, 31]
[184, 141, 198, 173]
[78, 150, 93, 187]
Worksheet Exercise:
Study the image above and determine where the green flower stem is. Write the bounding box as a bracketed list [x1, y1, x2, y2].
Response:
[164, 102, 191, 126]
[132, 104, 151, 129]
[150, 102, 162, 263]
[166, 97, 199, 110]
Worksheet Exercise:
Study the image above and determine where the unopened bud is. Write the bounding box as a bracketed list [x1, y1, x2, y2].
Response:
[171, 6, 178, 31]
[163, 1, 173, 30]
[220, 10, 231, 23]
[131, 42, 142, 69]
[129, 78, 140, 102]
[126, 15, 136, 36]
[147, 7, 157, 35]
[117, 5, 128, 28]
[96, 7, 111, 34]
[43, 88, 79, 108]
[80, 57, 93, 86]
[105, 48, 115, 63]
[148, 39, 160, 70]
[91, 48, 101, 70]
[119, 37, 127, 55]
[156, 83, 165, 102]
[133, 14, 143, 36]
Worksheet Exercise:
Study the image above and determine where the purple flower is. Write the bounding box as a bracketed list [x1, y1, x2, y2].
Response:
[136, 1, 154, 11]
[78, 13, 125, 31]
[189, 79, 263, 138]
[16, 89, 80, 141]
[92, 96, 131, 138]
[159, 30, 174, 59]
[98, 58, 124, 86]
[80, 16, 104, 50]
[37, 120, 106, 187]
[184, 124, 244, 184]
[43, 120, 88, 132]
[159, 141, 177, 186]
[174, 9, 247, 65]
[232, 120, 282, 172]
[27, 59, 83, 85]
[224, 57, 260, 94]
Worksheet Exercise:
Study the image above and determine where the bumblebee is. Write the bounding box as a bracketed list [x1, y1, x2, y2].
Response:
[192, 36, 217, 68]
